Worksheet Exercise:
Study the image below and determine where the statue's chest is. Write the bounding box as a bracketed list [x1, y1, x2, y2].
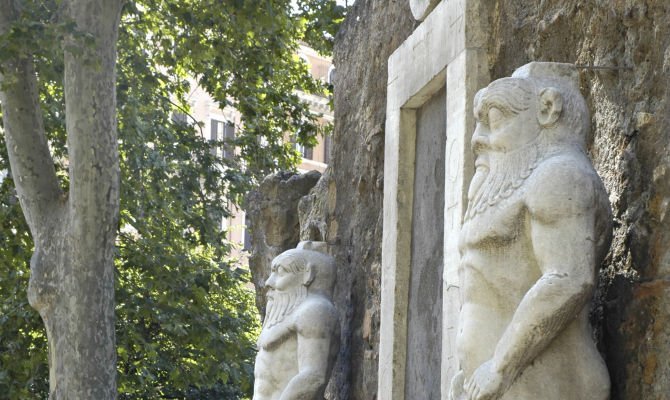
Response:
[258, 321, 296, 351]
[461, 196, 527, 249]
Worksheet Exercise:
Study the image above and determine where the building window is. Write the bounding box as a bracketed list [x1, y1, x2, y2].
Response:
[210, 119, 236, 158]
[291, 134, 314, 161]
[300, 144, 313, 160]
[172, 112, 188, 124]
[243, 228, 251, 251]
[295, 141, 313, 160]
[223, 122, 235, 159]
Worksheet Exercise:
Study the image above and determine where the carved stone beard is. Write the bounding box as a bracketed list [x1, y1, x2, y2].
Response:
[262, 285, 308, 330]
[465, 138, 543, 220]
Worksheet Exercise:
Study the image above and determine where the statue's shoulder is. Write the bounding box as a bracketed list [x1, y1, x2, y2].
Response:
[525, 151, 601, 222]
[295, 295, 338, 338]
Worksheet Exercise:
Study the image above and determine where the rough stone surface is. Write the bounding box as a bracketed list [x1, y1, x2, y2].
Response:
[246, 171, 321, 318]
[299, 169, 337, 243]
[297, 1, 669, 399]
[484, 3, 670, 399]
[297, 1, 416, 398]
[253, 242, 340, 400]
[405, 87, 445, 400]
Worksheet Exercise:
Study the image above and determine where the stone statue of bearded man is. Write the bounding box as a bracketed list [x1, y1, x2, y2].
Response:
[253, 241, 339, 400]
[450, 62, 612, 400]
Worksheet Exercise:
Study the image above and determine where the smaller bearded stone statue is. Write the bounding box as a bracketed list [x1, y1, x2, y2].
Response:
[450, 62, 612, 400]
[253, 241, 339, 400]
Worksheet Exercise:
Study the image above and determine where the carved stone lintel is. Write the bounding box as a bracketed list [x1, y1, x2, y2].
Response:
[409, 0, 441, 21]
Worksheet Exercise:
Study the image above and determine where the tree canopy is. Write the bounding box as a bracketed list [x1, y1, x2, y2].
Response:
[0, 0, 345, 398]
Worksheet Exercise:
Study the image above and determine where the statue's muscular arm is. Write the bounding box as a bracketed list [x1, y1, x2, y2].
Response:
[279, 297, 338, 400]
[465, 160, 601, 400]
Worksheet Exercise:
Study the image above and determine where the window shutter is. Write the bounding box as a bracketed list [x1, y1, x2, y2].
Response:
[210, 120, 222, 156]
[211, 119, 221, 141]
[303, 146, 313, 160]
[223, 122, 235, 159]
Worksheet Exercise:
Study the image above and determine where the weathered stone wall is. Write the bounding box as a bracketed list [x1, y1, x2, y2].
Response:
[297, 1, 416, 398]
[258, 1, 669, 399]
[485, 2, 670, 399]
[245, 171, 320, 317]
[316, 0, 670, 400]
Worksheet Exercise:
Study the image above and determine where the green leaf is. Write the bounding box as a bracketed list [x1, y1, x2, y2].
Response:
[0, 0, 346, 398]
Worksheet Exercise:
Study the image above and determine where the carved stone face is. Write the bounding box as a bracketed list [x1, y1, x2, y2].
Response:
[466, 78, 544, 219]
[472, 78, 539, 164]
[263, 252, 309, 329]
[266, 256, 304, 293]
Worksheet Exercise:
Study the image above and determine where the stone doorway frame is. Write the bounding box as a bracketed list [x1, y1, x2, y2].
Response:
[379, 1, 490, 398]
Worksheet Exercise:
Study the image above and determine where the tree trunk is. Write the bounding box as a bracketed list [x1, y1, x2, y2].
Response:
[0, 0, 123, 398]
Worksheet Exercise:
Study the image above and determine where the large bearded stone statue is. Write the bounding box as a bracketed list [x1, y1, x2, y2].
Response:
[450, 62, 612, 400]
[253, 241, 340, 400]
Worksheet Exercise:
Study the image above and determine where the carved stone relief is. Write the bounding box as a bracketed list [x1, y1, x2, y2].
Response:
[253, 241, 340, 400]
[449, 62, 612, 400]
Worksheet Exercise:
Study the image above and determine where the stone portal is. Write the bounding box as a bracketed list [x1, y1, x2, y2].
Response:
[380, 1, 490, 398]
[405, 87, 446, 399]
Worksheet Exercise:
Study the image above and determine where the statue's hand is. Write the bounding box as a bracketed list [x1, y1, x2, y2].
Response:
[448, 370, 466, 400]
[465, 360, 505, 400]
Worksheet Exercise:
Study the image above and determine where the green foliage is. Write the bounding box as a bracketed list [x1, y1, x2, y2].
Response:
[0, 176, 49, 399]
[0, 0, 346, 398]
[294, 0, 347, 55]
